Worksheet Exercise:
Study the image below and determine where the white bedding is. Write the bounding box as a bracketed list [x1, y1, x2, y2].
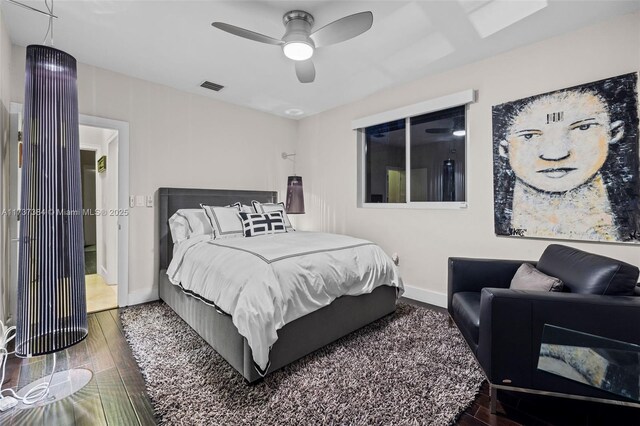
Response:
[167, 231, 403, 371]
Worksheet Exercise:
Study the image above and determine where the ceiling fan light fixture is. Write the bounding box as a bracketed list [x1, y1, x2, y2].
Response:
[211, 9, 372, 83]
[283, 41, 314, 61]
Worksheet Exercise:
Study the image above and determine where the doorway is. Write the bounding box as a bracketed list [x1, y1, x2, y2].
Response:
[80, 126, 119, 313]
[386, 167, 406, 203]
[81, 150, 97, 274]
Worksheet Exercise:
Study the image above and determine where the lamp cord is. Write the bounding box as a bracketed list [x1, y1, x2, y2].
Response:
[0, 321, 57, 405]
[42, 0, 54, 46]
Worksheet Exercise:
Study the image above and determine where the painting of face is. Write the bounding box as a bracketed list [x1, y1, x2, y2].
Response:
[506, 92, 615, 193]
[493, 73, 639, 243]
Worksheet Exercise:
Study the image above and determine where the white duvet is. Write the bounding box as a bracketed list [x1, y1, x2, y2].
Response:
[167, 231, 403, 371]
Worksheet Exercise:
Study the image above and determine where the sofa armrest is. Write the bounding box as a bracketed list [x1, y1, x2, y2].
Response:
[447, 257, 534, 314]
[477, 288, 640, 395]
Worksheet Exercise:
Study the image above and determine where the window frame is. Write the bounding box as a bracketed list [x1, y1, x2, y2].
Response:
[354, 89, 475, 209]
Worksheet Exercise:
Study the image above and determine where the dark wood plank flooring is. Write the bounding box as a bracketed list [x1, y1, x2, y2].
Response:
[0, 308, 155, 425]
[2, 303, 639, 425]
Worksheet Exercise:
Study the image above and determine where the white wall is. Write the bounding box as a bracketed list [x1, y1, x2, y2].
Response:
[0, 8, 12, 322]
[10, 48, 298, 303]
[296, 12, 640, 306]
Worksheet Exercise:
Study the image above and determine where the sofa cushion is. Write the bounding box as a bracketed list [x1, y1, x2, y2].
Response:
[510, 263, 563, 292]
[537, 244, 639, 296]
[452, 292, 481, 347]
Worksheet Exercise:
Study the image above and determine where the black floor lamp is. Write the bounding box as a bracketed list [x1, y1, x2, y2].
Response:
[0, 44, 92, 410]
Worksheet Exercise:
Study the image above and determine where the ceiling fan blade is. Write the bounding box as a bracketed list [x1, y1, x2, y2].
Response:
[295, 60, 315, 83]
[211, 22, 284, 46]
[309, 11, 373, 48]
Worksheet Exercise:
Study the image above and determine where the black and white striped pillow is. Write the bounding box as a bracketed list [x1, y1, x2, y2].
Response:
[251, 201, 294, 231]
[239, 211, 287, 237]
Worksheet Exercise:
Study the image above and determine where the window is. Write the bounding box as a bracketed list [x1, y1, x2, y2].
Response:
[354, 90, 474, 208]
[364, 120, 406, 203]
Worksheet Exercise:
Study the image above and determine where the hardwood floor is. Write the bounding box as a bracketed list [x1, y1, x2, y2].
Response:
[0, 309, 155, 425]
[2, 303, 638, 425]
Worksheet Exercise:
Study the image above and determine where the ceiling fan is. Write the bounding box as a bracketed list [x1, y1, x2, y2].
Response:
[212, 10, 373, 83]
[424, 116, 466, 137]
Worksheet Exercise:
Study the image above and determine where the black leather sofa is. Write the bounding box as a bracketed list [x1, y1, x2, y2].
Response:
[448, 244, 640, 412]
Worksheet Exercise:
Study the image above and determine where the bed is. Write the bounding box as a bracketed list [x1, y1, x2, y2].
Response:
[157, 187, 401, 382]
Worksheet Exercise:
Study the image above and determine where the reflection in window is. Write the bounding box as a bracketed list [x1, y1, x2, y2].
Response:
[410, 106, 466, 202]
[362, 106, 466, 204]
[365, 120, 406, 203]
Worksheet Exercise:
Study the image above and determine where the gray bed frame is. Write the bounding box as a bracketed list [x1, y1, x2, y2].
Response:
[157, 187, 398, 382]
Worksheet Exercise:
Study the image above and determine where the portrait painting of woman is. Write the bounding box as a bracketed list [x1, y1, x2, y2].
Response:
[493, 73, 639, 243]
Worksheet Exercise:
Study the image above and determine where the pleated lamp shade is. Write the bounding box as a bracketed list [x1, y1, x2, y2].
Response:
[285, 176, 305, 214]
[16, 45, 88, 357]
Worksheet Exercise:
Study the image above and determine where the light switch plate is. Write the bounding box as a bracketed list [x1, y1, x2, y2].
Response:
[135, 195, 144, 207]
[146, 196, 153, 207]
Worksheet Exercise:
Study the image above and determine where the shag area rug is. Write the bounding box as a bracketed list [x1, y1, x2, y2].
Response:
[121, 302, 485, 425]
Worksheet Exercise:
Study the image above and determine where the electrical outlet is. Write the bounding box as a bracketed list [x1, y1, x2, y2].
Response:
[129, 196, 135, 208]
[146, 195, 153, 208]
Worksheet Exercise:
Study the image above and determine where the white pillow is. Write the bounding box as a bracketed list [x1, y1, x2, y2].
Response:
[231, 202, 254, 214]
[252, 201, 294, 231]
[168, 209, 213, 243]
[201, 204, 245, 240]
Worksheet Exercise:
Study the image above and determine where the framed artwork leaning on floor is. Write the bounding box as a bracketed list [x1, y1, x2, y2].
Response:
[492, 72, 639, 243]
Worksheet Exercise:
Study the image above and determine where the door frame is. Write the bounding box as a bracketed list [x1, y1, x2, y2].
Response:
[11, 102, 130, 308]
[7, 109, 20, 324]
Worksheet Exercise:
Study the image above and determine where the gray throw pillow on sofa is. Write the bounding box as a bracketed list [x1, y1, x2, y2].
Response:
[510, 263, 563, 292]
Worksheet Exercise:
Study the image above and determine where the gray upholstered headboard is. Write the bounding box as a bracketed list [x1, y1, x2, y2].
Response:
[157, 188, 278, 270]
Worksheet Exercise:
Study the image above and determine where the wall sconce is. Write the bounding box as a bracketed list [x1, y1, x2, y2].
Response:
[282, 152, 305, 214]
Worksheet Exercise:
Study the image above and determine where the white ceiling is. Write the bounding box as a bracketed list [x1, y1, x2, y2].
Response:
[3, 1, 638, 119]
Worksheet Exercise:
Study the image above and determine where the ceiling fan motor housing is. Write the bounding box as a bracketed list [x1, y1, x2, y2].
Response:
[282, 10, 315, 47]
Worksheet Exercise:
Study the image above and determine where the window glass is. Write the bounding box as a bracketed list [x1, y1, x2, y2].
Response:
[364, 119, 406, 203]
[409, 106, 466, 202]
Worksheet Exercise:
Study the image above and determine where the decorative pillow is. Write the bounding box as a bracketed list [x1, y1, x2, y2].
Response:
[201, 204, 244, 240]
[239, 211, 287, 237]
[510, 263, 563, 292]
[232, 202, 254, 214]
[251, 201, 294, 231]
[168, 209, 213, 243]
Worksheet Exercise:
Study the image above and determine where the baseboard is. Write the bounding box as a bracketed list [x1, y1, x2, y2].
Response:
[127, 286, 159, 306]
[402, 285, 447, 308]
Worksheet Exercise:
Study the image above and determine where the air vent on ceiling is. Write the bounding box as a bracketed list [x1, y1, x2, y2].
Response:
[200, 81, 224, 92]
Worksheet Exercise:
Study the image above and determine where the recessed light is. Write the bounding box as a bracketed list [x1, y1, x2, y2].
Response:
[285, 108, 304, 116]
[453, 130, 466, 137]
